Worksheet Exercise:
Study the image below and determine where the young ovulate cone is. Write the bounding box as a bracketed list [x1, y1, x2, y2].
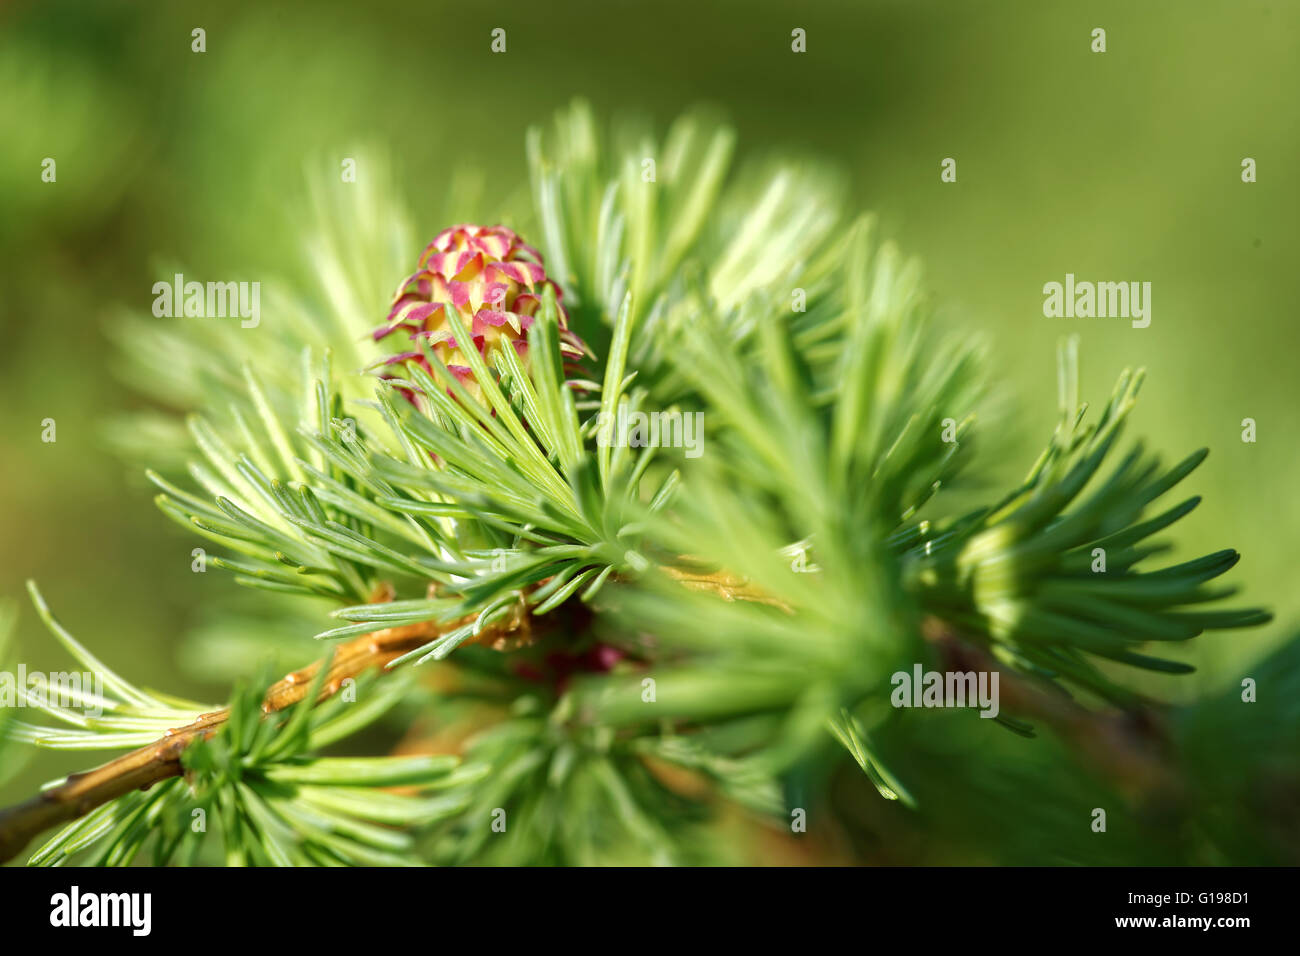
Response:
[373, 224, 587, 400]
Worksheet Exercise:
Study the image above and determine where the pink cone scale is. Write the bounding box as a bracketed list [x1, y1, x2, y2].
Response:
[373, 224, 586, 399]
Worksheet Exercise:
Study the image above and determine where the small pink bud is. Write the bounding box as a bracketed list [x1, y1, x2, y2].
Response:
[374, 225, 585, 401]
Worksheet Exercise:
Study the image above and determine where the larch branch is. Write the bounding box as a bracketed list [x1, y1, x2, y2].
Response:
[0, 605, 527, 864]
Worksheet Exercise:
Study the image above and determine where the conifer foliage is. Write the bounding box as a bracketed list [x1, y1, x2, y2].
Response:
[0, 103, 1274, 866]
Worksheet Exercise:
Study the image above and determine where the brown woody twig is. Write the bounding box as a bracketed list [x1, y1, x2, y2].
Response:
[0, 598, 531, 864]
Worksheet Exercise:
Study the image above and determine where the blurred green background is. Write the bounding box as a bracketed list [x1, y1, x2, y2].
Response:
[1, 0, 1295, 858]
